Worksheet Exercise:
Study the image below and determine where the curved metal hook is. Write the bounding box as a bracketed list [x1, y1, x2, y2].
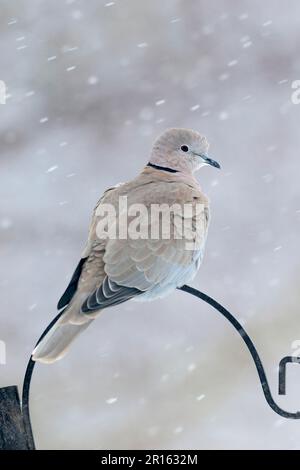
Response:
[179, 285, 300, 419]
[22, 311, 64, 449]
[22, 285, 300, 445]
[278, 356, 300, 396]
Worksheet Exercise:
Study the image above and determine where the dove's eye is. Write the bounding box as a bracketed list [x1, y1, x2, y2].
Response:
[181, 145, 189, 152]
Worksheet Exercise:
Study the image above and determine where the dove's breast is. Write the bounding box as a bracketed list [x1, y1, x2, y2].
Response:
[93, 175, 210, 301]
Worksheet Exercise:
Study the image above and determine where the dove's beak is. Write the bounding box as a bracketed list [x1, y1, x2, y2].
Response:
[193, 153, 221, 169]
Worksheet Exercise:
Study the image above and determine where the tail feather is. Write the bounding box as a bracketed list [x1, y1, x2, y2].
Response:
[32, 316, 93, 364]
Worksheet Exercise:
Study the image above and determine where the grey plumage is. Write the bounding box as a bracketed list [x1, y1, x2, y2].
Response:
[32, 128, 219, 363]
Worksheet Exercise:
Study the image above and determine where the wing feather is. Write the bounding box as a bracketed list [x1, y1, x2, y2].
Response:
[81, 277, 142, 313]
[57, 258, 87, 310]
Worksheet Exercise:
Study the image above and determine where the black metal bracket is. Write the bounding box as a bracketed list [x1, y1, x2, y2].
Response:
[17, 285, 300, 449]
[278, 356, 300, 396]
[22, 311, 64, 449]
[179, 285, 300, 419]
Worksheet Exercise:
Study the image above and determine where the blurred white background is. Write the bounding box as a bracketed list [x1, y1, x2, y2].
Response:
[0, 0, 300, 449]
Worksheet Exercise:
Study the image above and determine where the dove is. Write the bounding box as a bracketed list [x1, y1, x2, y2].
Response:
[32, 128, 220, 363]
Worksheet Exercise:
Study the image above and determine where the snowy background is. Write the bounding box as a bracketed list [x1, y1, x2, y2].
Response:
[1, 0, 300, 450]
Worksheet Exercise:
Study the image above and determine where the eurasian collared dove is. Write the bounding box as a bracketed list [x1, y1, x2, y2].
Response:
[32, 128, 220, 363]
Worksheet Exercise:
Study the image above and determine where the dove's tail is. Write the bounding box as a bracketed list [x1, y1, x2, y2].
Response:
[32, 320, 91, 364]
[32, 304, 95, 364]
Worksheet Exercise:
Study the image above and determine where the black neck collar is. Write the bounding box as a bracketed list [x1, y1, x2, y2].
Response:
[147, 162, 178, 173]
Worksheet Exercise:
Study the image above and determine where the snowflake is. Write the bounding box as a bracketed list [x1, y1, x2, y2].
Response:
[196, 394, 205, 401]
[106, 397, 118, 405]
[46, 165, 58, 173]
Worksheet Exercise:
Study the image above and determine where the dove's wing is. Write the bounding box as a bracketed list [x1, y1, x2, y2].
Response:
[57, 258, 87, 310]
[81, 277, 142, 312]
[81, 178, 209, 313]
[57, 184, 122, 311]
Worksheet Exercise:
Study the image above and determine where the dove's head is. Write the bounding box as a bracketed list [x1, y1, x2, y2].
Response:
[149, 128, 220, 174]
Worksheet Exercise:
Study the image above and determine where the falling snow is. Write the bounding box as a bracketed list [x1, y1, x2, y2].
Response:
[1, 1, 299, 452]
[66, 65, 77, 72]
[173, 426, 183, 434]
[46, 165, 58, 173]
[218, 111, 229, 120]
[137, 42, 148, 48]
[0, 218, 13, 230]
[196, 394, 205, 401]
[87, 75, 99, 85]
[106, 397, 118, 405]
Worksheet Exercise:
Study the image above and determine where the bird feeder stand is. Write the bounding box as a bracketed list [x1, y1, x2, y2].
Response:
[0, 286, 299, 450]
